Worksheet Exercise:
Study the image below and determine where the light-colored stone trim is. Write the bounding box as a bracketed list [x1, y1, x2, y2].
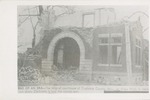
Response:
[47, 31, 86, 70]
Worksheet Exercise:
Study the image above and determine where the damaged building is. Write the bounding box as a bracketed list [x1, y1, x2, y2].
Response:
[19, 7, 149, 86]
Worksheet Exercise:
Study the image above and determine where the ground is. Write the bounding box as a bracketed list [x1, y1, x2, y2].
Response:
[18, 68, 93, 86]
[18, 66, 148, 86]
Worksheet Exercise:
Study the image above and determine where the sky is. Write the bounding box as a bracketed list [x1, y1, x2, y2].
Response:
[18, 6, 149, 53]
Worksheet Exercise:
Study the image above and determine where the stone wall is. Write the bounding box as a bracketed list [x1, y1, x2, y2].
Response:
[41, 59, 52, 75]
[79, 59, 92, 72]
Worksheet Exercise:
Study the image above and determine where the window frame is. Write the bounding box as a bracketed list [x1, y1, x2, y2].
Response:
[98, 33, 123, 67]
[82, 12, 95, 28]
[135, 37, 142, 67]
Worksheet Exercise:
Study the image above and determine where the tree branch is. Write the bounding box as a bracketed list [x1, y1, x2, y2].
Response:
[128, 11, 149, 18]
[143, 27, 149, 33]
[55, 7, 75, 21]
[34, 21, 39, 31]
[28, 8, 34, 30]
[18, 16, 29, 27]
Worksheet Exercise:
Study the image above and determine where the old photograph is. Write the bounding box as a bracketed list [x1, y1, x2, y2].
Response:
[17, 5, 149, 93]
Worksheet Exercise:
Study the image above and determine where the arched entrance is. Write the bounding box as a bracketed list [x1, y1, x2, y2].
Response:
[47, 32, 86, 71]
[53, 37, 80, 70]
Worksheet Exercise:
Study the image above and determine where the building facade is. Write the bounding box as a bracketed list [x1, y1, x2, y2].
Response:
[22, 8, 148, 86]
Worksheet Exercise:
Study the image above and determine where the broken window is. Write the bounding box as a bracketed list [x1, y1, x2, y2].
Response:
[135, 38, 141, 66]
[99, 34, 109, 64]
[110, 34, 122, 64]
[82, 12, 95, 27]
[110, 45, 121, 64]
[99, 45, 108, 64]
[99, 37, 109, 44]
[98, 33, 122, 66]
[111, 37, 122, 43]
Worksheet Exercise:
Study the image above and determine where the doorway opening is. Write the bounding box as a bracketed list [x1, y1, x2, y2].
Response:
[53, 37, 80, 70]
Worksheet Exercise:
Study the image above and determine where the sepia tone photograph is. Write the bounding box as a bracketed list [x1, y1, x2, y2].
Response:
[17, 5, 149, 93]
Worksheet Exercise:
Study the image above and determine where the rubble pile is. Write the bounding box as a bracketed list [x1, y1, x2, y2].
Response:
[18, 66, 41, 85]
[40, 70, 79, 85]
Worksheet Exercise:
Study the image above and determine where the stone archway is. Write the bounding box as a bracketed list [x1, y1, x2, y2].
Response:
[53, 37, 80, 69]
[46, 31, 86, 71]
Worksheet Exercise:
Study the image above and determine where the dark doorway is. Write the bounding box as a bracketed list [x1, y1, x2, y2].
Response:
[53, 37, 80, 70]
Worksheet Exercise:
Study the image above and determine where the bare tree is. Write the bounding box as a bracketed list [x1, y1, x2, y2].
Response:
[122, 11, 149, 34]
[28, 8, 39, 48]
[18, 5, 75, 48]
[18, 6, 40, 48]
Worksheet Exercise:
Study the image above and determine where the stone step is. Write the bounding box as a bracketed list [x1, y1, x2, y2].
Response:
[42, 69, 51, 71]
[42, 60, 52, 63]
[42, 62, 51, 64]
[42, 63, 51, 66]
[80, 67, 92, 71]
[80, 63, 92, 66]
[42, 61, 51, 64]
[42, 65, 51, 68]
[42, 67, 51, 70]
[80, 60, 92, 62]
